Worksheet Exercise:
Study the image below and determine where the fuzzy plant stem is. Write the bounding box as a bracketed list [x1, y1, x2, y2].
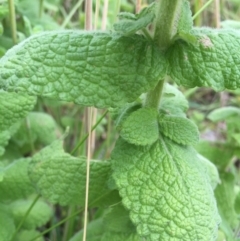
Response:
[145, 0, 183, 109]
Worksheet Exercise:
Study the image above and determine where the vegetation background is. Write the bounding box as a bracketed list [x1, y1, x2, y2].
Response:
[1, 0, 240, 240]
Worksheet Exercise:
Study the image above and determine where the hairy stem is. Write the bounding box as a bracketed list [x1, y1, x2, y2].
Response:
[144, 79, 164, 109]
[154, 0, 183, 50]
[145, 0, 183, 108]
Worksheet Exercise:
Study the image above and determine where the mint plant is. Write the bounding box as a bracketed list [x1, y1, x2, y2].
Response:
[1, 0, 240, 240]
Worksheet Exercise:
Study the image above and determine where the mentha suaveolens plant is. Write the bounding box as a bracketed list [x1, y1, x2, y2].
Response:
[1, 0, 240, 240]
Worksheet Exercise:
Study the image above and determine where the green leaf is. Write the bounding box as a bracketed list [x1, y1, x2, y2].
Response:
[103, 204, 136, 234]
[197, 154, 220, 190]
[167, 28, 240, 91]
[15, 230, 44, 241]
[234, 191, 240, 214]
[10, 199, 52, 229]
[176, 0, 196, 44]
[195, 141, 234, 170]
[0, 31, 167, 108]
[12, 112, 61, 150]
[29, 140, 112, 206]
[208, 107, 240, 122]
[120, 108, 159, 146]
[0, 205, 15, 241]
[69, 219, 105, 241]
[0, 90, 36, 131]
[0, 123, 21, 156]
[160, 83, 189, 117]
[101, 232, 140, 241]
[111, 137, 220, 240]
[215, 172, 239, 230]
[114, 3, 155, 35]
[0, 158, 35, 201]
[158, 115, 199, 145]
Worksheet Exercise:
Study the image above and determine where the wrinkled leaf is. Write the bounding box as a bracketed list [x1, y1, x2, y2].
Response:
[29, 140, 113, 206]
[158, 115, 199, 145]
[167, 28, 240, 91]
[120, 108, 159, 146]
[0, 158, 35, 201]
[0, 90, 36, 131]
[111, 137, 220, 240]
[0, 31, 167, 108]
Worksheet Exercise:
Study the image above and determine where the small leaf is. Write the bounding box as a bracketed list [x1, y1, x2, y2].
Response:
[114, 3, 155, 35]
[0, 90, 36, 131]
[177, 0, 196, 44]
[160, 83, 189, 117]
[10, 199, 52, 229]
[208, 107, 240, 122]
[0, 31, 167, 108]
[29, 140, 112, 206]
[167, 28, 240, 91]
[197, 154, 220, 190]
[0, 158, 35, 201]
[111, 137, 220, 240]
[158, 115, 199, 145]
[120, 108, 159, 146]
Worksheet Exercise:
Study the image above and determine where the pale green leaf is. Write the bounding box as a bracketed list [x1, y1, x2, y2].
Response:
[197, 154, 220, 190]
[29, 140, 112, 206]
[215, 172, 239, 230]
[208, 107, 240, 122]
[158, 115, 199, 145]
[0, 90, 36, 131]
[120, 108, 159, 146]
[101, 232, 140, 241]
[10, 199, 52, 229]
[0, 206, 15, 241]
[111, 137, 220, 240]
[69, 219, 105, 241]
[13, 112, 61, 149]
[167, 28, 240, 91]
[15, 230, 44, 241]
[234, 192, 240, 214]
[195, 141, 234, 170]
[103, 205, 136, 234]
[0, 123, 21, 156]
[0, 31, 167, 108]
[221, 20, 240, 29]
[0, 158, 35, 201]
[160, 83, 189, 117]
[114, 3, 155, 35]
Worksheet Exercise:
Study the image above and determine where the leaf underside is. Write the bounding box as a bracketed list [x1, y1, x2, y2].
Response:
[111, 137, 220, 241]
[0, 31, 167, 108]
